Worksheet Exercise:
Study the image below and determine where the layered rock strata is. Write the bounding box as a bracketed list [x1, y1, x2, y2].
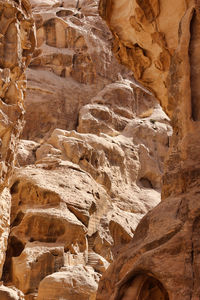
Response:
[4, 79, 171, 299]
[97, 0, 200, 299]
[0, 0, 35, 284]
[22, 0, 130, 141]
[1, 0, 172, 299]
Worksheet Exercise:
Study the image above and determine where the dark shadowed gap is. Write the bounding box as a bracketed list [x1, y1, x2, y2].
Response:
[189, 9, 200, 121]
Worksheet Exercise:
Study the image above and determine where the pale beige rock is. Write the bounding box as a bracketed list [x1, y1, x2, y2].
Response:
[16, 140, 39, 167]
[5, 97, 170, 295]
[3, 163, 111, 294]
[99, 0, 186, 118]
[87, 251, 109, 274]
[11, 207, 87, 251]
[30, 0, 62, 9]
[23, 0, 129, 141]
[12, 243, 64, 294]
[45, 101, 170, 212]
[0, 188, 11, 277]
[0, 284, 25, 300]
[6, 76, 171, 297]
[37, 265, 99, 300]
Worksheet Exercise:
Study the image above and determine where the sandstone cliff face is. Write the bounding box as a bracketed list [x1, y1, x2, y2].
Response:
[0, 0, 35, 288]
[0, 1, 172, 299]
[22, 0, 130, 141]
[97, 1, 200, 299]
[5, 79, 171, 299]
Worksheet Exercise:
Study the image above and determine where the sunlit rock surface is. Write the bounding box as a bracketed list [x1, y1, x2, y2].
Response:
[96, 1, 200, 299]
[0, 0, 172, 299]
[0, 0, 35, 281]
[23, 0, 129, 141]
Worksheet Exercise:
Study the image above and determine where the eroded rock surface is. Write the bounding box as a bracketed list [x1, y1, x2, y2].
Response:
[99, 0, 200, 195]
[23, 0, 130, 141]
[1, 0, 172, 299]
[97, 1, 200, 299]
[4, 81, 171, 298]
[0, 0, 35, 280]
[0, 284, 25, 300]
[37, 265, 99, 300]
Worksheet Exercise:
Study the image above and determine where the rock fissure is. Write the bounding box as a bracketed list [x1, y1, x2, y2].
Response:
[189, 8, 200, 121]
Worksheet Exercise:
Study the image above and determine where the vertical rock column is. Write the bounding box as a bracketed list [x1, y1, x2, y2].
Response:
[97, 0, 200, 299]
[0, 0, 35, 277]
[98, 0, 200, 198]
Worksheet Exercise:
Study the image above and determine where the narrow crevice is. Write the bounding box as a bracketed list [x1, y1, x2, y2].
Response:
[2, 236, 25, 283]
[189, 9, 200, 121]
[189, 240, 194, 300]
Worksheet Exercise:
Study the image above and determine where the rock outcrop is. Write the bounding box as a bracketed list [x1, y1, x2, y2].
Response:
[0, 1, 172, 299]
[0, 284, 25, 300]
[22, 0, 130, 141]
[4, 82, 171, 299]
[37, 265, 99, 300]
[0, 0, 35, 282]
[96, 0, 200, 299]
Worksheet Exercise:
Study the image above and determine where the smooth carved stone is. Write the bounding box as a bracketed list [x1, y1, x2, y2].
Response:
[37, 265, 99, 300]
[120, 274, 169, 300]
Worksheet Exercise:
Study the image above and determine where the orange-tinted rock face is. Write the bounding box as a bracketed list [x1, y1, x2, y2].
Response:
[0, 0, 35, 280]
[96, 1, 200, 300]
[99, 0, 188, 116]
[99, 0, 200, 199]
[0, 0, 35, 192]
[4, 88, 170, 298]
[22, 0, 130, 141]
[0, 1, 172, 299]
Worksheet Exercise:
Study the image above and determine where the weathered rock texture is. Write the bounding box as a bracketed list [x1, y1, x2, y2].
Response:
[0, 284, 25, 300]
[4, 85, 171, 299]
[0, 0, 35, 283]
[0, 1, 172, 299]
[96, 0, 200, 299]
[23, 0, 131, 141]
[37, 265, 99, 300]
